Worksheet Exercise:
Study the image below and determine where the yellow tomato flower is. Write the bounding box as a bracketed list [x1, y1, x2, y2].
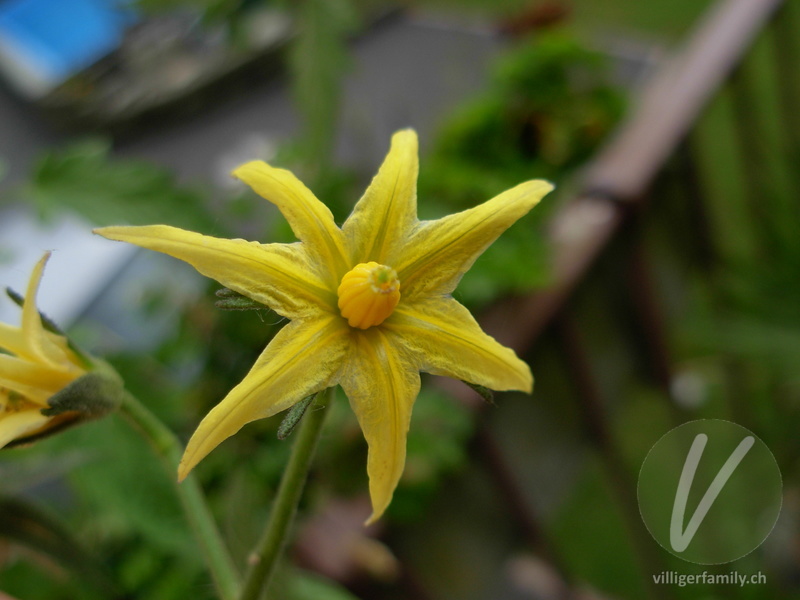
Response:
[0, 253, 90, 447]
[96, 130, 553, 522]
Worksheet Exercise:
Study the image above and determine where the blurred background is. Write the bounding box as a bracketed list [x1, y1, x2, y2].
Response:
[1, 0, 799, 598]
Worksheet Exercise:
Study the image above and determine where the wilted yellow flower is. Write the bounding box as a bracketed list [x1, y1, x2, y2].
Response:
[0, 253, 90, 447]
[96, 130, 553, 522]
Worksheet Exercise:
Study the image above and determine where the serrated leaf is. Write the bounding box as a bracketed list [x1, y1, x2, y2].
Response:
[22, 139, 219, 233]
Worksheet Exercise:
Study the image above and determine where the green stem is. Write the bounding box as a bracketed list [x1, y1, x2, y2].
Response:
[120, 391, 240, 600]
[240, 388, 332, 600]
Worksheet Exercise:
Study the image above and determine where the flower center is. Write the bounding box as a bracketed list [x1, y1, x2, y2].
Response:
[337, 262, 401, 329]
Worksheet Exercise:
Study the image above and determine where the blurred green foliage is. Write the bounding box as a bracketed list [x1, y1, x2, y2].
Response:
[8, 0, 800, 598]
[427, 31, 625, 189]
[420, 30, 625, 307]
[21, 139, 219, 233]
[0, 18, 630, 600]
[286, 0, 359, 177]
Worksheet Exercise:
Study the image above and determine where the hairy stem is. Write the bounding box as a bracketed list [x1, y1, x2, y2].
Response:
[120, 391, 240, 600]
[240, 387, 332, 600]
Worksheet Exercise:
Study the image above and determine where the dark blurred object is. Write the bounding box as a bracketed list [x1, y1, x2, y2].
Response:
[295, 497, 399, 585]
[0, 0, 135, 97]
[497, 1, 572, 37]
[426, 30, 626, 197]
[419, 30, 626, 306]
[0, 0, 291, 133]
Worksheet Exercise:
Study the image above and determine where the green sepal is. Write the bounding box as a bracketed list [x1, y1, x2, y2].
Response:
[42, 370, 124, 418]
[215, 287, 267, 311]
[462, 380, 495, 405]
[277, 394, 316, 440]
[4, 370, 125, 449]
[5, 287, 94, 369]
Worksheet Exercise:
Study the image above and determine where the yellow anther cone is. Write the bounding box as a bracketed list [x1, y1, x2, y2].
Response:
[338, 262, 401, 329]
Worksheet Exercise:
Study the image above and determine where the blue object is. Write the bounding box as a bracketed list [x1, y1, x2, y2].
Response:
[0, 0, 137, 86]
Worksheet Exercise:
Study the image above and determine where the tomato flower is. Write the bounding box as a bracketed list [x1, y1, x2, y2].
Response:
[1, 253, 119, 448]
[96, 130, 552, 521]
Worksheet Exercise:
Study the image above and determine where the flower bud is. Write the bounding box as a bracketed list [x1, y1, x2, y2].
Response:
[1, 253, 122, 448]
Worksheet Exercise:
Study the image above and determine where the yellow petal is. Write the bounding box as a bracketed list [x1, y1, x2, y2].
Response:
[0, 323, 28, 357]
[178, 315, 348, 479]
[95, 225, 336, 319]
[21, 253, 48, 354]
[233, 161, 348, 284]
[19, 253, 65, 368]
[339, 328, 420, 524]
[0, 324, 72, 362]
[386, 297, 532, 393]
[396, 180, 553, 300]
[342, 130, 419, 266]
[0, 354, 73, 403]
[0, 410, 51, 448]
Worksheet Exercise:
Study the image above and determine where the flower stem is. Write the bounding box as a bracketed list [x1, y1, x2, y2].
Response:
[239, 387, 332, 600]
[119, 391, 240, 600]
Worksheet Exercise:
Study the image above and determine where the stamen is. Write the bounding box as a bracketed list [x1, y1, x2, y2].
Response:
[337, 262, 401, 329]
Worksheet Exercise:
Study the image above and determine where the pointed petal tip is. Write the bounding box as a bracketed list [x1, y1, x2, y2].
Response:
[514, 362, 534, 394]
[230, 160, 267, 180]
[477, 352, 533, 395]
[31, 251, 51, 279]
[25, 251, 51, 302]
[522, 178, 555, 199]
[539, 179, 556, 191]
[231, 161, 301, 190]
[392, 128, 417, 140]
[390, 129, 418, 153]
[93, 226, 131, 241]
[93, 225, 165, 245]
[363, 501, 388, 526]
[178, 441, 205, 483]
[178, 433, 211, 482]
[23, 251, 51, 321]
[524, 373, 534, 395]
[177, 460, 191, 482]
[488, 178, 553, 217]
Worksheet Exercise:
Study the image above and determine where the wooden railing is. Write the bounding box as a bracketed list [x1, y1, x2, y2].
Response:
[454, 0, 796, 597]
[301, 1, 798, 597]
[483, 0, 786, 354]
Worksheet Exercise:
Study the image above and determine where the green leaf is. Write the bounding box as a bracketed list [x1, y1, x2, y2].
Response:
[287, 0, 359, 174]
[0, 496, 122, 597]
[22, 139, 219, 233]
[49, 416, 197, 558]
